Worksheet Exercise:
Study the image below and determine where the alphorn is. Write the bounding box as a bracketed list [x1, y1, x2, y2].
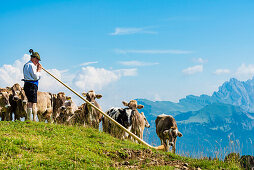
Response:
[42, 67, 156, 149]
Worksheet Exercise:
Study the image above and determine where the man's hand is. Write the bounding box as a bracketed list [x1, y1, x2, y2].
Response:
[37, 63, 42, 72]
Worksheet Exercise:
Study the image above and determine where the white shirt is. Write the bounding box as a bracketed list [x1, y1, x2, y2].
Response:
[23, 60, 41, 81]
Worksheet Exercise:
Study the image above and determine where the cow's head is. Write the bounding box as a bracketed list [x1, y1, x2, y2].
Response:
[163, 127, 183, 146]
[57, 105, 75, 124]
[122, 100, 144, 110]
[0, 91, 11, 111]
[59, 96, 77, 115]
[55, 92, 67, 110]
[7, 84, 27, 113]
[10, 83, 23, 101]
[141, 112, 150, 128]
[82, 90, 102, 103]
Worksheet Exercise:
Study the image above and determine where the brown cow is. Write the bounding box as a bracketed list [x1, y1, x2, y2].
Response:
[52, 92, 68, 122]
[36, 92, 53, 123]
[0, 88, 11, 121]
[8, 84, 28, 121]
[131, 112, 150, 141]
[55, 96, 78, 125]
[80, 90, 103, 129]
[155, 114, 183, 153]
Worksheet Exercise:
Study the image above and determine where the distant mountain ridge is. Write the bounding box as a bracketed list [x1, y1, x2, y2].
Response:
[175, 103, 254, 130]
[137, 77, 254, 115]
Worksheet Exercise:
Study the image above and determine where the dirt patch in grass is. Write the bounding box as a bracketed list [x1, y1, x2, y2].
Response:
[106, 148, 193, 169]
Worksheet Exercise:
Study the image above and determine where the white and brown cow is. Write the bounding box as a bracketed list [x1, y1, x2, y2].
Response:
[131, 112, 150, 141]
[78, 90, 103, 129]
[55, 96, 78, 125]
[36, 91, 53, 123]
[102, 100, 144, 140]
[52, 92, 68, 122]
[155, 114, 183, 153]
[0, 88, 11, 121]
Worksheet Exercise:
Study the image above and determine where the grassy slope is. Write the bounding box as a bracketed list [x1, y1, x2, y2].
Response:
[0, 121, 240, 169]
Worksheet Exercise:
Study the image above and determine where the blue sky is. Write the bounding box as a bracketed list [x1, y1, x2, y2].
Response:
[1, 0, 254, 109]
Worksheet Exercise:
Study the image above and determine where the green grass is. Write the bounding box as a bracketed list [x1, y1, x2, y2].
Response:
[0, 121, 241, 169]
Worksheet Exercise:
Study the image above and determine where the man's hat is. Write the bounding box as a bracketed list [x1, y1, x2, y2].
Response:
[29, 49, 41, 61]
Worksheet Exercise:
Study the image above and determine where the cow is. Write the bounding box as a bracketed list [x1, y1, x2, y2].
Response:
[8, 84, 28, 121]
[131, 112, 150, 141]
[102, 100, 144, 140]
[0, 88, 11, 121]
[36, 91, 53, 123]
[52, 92, 68, 122]
[74, 90, 103, 129]
[55, 96, 78, 125]
[155, 114, 183, 153]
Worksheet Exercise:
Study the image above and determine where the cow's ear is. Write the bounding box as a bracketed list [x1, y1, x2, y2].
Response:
[82, 92, 87, 97]
[122, 101, 128, 106]
[177, 131, 183, 137]
[137, 105, 144, 109]
[66, 96, 72, 100]
[96, 94, 102, 99]
[163, 130, 169, 136]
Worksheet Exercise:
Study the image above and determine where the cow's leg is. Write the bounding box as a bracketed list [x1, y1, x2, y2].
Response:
[2, 112, 6, 121]
[6, 111, 11, 121]
[164, 139, 170, 152]
[160, 139, 163, 145]
[172, 145, 176, 154]
[37, 113, 43, 122]
[47, 113, 53, 123]
[172, 139, 177, 154]
[15, 114, 20, 121]
[140, 129, 143, 140]
[26, 102, 33, 121]
[32, 103, 37, 122]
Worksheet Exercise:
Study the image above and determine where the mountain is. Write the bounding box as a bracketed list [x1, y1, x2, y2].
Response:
[212, 77, 254, 112]
[138, 77, 254, 116]
[137, 77, 254, 158]
[176, 103, 254, 129]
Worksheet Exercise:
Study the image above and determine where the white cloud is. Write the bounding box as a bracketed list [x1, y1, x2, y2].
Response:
[73, 66, 137, 91]
[80, 61, 98, 66]
[110, 27, 156, 35]
[114, 49, 192, 54]
[119, 61, 159, 66]
[235, 64, 254, 81]
[194, 57, 208, 64]
[39, 68, 67, 93]
[214, 69, 230, 75]
[182, 65, 203, 75]
[0, 54, 30, 88]
[116, 68, 137, 76]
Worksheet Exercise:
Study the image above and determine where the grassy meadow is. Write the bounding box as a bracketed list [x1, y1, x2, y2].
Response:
[0, 121, 241, 169]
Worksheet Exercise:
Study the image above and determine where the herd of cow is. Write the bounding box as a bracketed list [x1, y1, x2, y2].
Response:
[0, 83, 183, 153]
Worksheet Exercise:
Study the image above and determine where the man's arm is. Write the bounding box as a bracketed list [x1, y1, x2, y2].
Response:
[30, 64, 41, 80]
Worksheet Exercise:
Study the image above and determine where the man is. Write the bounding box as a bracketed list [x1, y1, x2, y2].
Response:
[23, 49, 42, 121]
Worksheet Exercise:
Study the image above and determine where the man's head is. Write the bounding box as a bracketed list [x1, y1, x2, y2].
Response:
[29, 49, 41, 64]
